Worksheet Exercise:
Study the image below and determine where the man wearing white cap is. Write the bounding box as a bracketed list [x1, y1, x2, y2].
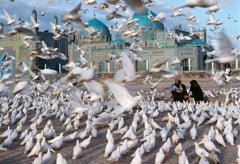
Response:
[171, 78, 188, 102]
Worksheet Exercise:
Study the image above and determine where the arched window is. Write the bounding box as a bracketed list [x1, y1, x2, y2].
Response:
[98, 60, 105, 73]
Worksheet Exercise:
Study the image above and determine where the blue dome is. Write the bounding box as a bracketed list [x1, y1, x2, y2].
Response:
[88, 18, 110, 35]
[32, 9, 37, 15]
[132, 8, 164, 30]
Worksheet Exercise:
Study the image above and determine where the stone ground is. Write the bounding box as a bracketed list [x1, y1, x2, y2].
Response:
[0, 77, 240, 164]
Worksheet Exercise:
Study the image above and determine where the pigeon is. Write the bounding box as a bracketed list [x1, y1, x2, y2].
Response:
[178, 0, 220, 8]
[190, 124, 197, 139]
[42, 149, 52, 163]
[27, 138, 41, 158]
[215, 129, 226, 147]
[3, 9, 15, 26]
[194, 142, 209, 157]
[61, 2, 84, 25]
[56, 153, 67, 164]
[72, 140, 82, 159]
[205, 32, 238, 64]
[105, 80, 142, 114]
[108, 146, 121, 162]
[178, 151, 189, 164]
[32, 152, 43, 164]
[80, 135, 92, 149]
[104, 129, 115, 157]
[49, 132, 64, 149]
[174, 143, 183, 156]
[131, 147, 142, 164]
[155, 147, 165, 164]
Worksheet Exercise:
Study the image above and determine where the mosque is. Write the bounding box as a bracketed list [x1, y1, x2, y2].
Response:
[0, 8, 236, 77]
[0, 9, 68, 76]
[70, 8, 212, 73]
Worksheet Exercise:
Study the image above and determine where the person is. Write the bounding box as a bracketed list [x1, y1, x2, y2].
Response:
[171, 78, 188, 102]
[189, 80, 204, 102]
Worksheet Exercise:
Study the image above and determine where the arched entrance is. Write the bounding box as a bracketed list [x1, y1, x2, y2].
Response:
[180, 58, 189, 71]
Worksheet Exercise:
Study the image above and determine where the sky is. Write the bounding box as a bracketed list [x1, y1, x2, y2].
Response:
[0, 0, 239, 48]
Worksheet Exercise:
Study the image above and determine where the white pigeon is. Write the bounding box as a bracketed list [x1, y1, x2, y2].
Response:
[41, 137, 55, 152]
[225, 129, 234, 146]
[105, 80, 142, 114]
[72, 140, 82, 159]
[49, 132, 64, 149]
[32, 152, 43, 164]
[237, 145, 240, 158]
[13, 81, 28, 94]
[178, 151, 189, 164]
[172, 130, 179, 145]
[1, 134, 13, 147]
[108, 146, 121, 162]
[160, 127, 168, 142]
[24, 136, 34, 154]
[127, 138, 139, 150]
[56, 153, 67, 164]
[201, 135, 221, 153]
[190, 124, 197, 140]
[119, 139, 128, 155]
[194, 142, 209, 158]
[205, 32, 238, 64]
[131, 147, 142, 164]
[215, 129, 226, 147]
[155, 147, 165, 164]
[27, 138, 41, 158]
[104, 133, 115, 157]
[114, 51, 136, 83]
[151, 12, 166, 22]
[80, 135, 92, 149]
[175, 143, 183, 155]
[162, 138, 172, 153]
[3, 9, 15, 26]
[42, 149, 52, 163]
[178, 0, 220, 8]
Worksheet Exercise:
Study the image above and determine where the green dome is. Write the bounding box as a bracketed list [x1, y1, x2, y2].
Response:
[132, 8, 164, 30]
[88, 18, 110, 35]
[32, 9, 37, 15]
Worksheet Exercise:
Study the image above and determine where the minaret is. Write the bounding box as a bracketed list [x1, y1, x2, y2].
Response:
[53, 15, 58, 26]
[31, 9, 39, 33]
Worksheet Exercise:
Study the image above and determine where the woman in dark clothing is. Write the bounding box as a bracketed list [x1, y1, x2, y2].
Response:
[189, 80, 204, 102]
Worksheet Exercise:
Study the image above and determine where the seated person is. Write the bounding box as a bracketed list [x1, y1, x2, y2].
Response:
[189, 80, 204, 102]
[171, 78, 188, 102]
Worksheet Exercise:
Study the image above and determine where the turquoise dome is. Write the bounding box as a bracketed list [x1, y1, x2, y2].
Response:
[32, 9, 37, 15]
[132, 8, 164, 30]
[88, 18, 110, 35]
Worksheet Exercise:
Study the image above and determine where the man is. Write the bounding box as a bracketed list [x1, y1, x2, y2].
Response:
[171, 78, 188, 102]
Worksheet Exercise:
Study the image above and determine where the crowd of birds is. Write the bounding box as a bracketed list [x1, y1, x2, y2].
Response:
[0, 0, 240, 163]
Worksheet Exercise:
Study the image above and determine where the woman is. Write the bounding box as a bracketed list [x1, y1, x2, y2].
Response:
[189, 80, 204, 102]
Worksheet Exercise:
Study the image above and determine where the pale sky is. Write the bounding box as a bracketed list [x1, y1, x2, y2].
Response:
[0, 0, 239, 48]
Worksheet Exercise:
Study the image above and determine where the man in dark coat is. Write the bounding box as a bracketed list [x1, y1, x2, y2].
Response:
[171, 78, 188, 102]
